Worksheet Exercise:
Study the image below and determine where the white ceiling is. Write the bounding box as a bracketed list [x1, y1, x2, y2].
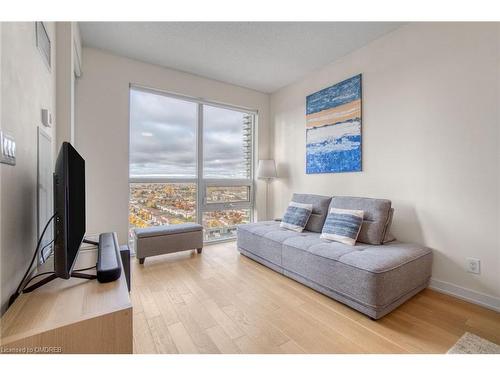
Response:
[79, 22, 403, 93]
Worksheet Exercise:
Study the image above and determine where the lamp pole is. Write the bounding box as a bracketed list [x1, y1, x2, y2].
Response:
[265, 177, 271, 220]
[257, 159, 277, 221]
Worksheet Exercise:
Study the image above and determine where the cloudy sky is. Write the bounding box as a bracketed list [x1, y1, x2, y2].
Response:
[129, 89, 251, 179]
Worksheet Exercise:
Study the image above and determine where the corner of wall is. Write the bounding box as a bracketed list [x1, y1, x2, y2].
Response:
[268, 23, 500, 303]
[72, 22, 83, 78]
[55, 22, 75, 148]
[0, 22, 57, 315]
[0, 21, 4, 314]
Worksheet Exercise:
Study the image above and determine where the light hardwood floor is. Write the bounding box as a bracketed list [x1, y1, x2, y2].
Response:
[131, 241, 500, 354]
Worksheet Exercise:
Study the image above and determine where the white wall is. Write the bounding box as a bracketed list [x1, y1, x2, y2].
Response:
[75, 48, 271, 244]
[55, 22, 83, 150]
[0, 22, 3, 315]
[0, 22, 57, 314]
[270, 23, 500, 307]
[55, 22, 75, 148]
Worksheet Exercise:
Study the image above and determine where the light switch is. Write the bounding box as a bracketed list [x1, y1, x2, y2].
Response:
[0, 130, 16, 166]
[41, 109, 52, 127]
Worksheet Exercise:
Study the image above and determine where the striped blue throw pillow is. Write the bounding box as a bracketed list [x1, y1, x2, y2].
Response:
[280, 201, 313, 232]
[320, 208, 364, 245]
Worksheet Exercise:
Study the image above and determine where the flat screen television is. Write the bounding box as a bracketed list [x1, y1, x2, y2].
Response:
[53, 142, 86, 279]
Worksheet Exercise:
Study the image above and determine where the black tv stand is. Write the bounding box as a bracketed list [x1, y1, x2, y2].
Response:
[23, 271, 97, 293]
[83, 238, 99, 246]
[22, 232, 122, 294]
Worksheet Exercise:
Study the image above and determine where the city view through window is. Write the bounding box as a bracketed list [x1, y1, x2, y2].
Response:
[129, 183, 251, 241]
[129, 88, 254, 243]
[129, 183, 196, 227]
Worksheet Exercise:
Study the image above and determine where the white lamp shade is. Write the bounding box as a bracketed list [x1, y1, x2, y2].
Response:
[257, 159, 277, 179]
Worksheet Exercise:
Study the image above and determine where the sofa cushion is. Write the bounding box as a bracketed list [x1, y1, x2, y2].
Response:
[292, 193, 332, 233]
[281, 232, 322, 276]
[320, 208, 364, 245]
[329, 196, 391, 245]
[282, 238, 432, 309]
[336, 241, 431, 273]
[280, 201, 313, 232]
[308, 241, 370, 260]
[237, 221, 301, 267]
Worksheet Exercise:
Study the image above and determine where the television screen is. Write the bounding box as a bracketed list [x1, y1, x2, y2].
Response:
[53, 142, 86, 279]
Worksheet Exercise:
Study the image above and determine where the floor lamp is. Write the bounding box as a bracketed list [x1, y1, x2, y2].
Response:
[257, 159, 277, 220]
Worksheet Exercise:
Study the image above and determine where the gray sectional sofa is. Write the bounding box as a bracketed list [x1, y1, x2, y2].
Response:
[237, 194, 432, 319]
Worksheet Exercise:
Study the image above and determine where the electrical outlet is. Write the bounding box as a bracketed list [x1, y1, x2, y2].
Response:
[466, 258, 481, 274]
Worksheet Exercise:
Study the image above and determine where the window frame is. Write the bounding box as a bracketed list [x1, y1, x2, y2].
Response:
[129, 84, 256, 244]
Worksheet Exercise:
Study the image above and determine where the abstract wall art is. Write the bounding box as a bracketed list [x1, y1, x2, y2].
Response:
[306, 74, 362, 174]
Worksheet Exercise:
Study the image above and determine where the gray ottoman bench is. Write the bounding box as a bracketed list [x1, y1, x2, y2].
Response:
[133, 223, 203, 264]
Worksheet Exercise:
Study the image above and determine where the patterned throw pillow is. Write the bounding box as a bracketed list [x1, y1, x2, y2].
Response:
[280, 201, 313, 232]
[320, 208, 364, 246]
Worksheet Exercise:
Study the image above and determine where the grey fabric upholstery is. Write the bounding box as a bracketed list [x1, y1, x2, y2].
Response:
[236, 221, 300, 267]
[330, 196, 392, 245]
[383, 208, 396, 243]
[283, 269, 428, 319]
[134, 223, 203, 263]
[237, 219, 432, 319]
[284, 239, 431, 310]
[239, 247, 284, 274]
[292, 193, 332, 233]
[134, 223, 203, 238]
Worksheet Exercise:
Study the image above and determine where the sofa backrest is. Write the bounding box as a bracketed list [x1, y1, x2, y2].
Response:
[328, 196, 392, 245]
[292, 193, 332, 233]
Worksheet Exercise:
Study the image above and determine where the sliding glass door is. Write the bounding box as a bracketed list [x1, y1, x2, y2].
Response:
[129, 86, 254, 246]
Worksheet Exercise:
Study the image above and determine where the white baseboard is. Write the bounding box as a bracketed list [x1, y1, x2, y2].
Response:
[429, 278, 500, 312]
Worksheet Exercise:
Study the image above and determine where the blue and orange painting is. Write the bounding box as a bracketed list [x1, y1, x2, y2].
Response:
[306, 74, 362, 174]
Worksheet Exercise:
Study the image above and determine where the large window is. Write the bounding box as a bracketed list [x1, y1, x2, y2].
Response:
[203, 105, 252, 179]
[129, 183, 197, 227]
[129, 90, 197, 178]
[129, 87, 254, 244]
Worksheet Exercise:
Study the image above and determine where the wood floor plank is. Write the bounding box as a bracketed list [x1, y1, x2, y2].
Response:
[182, 293, 219, 330]
[178, 263, 213, 301]
[279, 340, 306, 354]
[150, 288, 180, 326]
[200, 299, 245, 340]
[206, 325, 241, 354]
[133, 312, 158, 354]
[298, 299, 408, 353]
[464, 317, 500, 344]
[131, 242, 500, 354]
[167, 322, 199, 354]
[171, 300, 221, 353]
[397, 297, 467, 337]
[147, 315, 179, 354]
[233, 335, 270, 354]
[194, 276, 235, 308]
[222, 303, 290, 349]
[164, 280, 188, 306]
[130, 290, 144, 315]
[264, 305, 365, 353]
[138, 287, 161, 319]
